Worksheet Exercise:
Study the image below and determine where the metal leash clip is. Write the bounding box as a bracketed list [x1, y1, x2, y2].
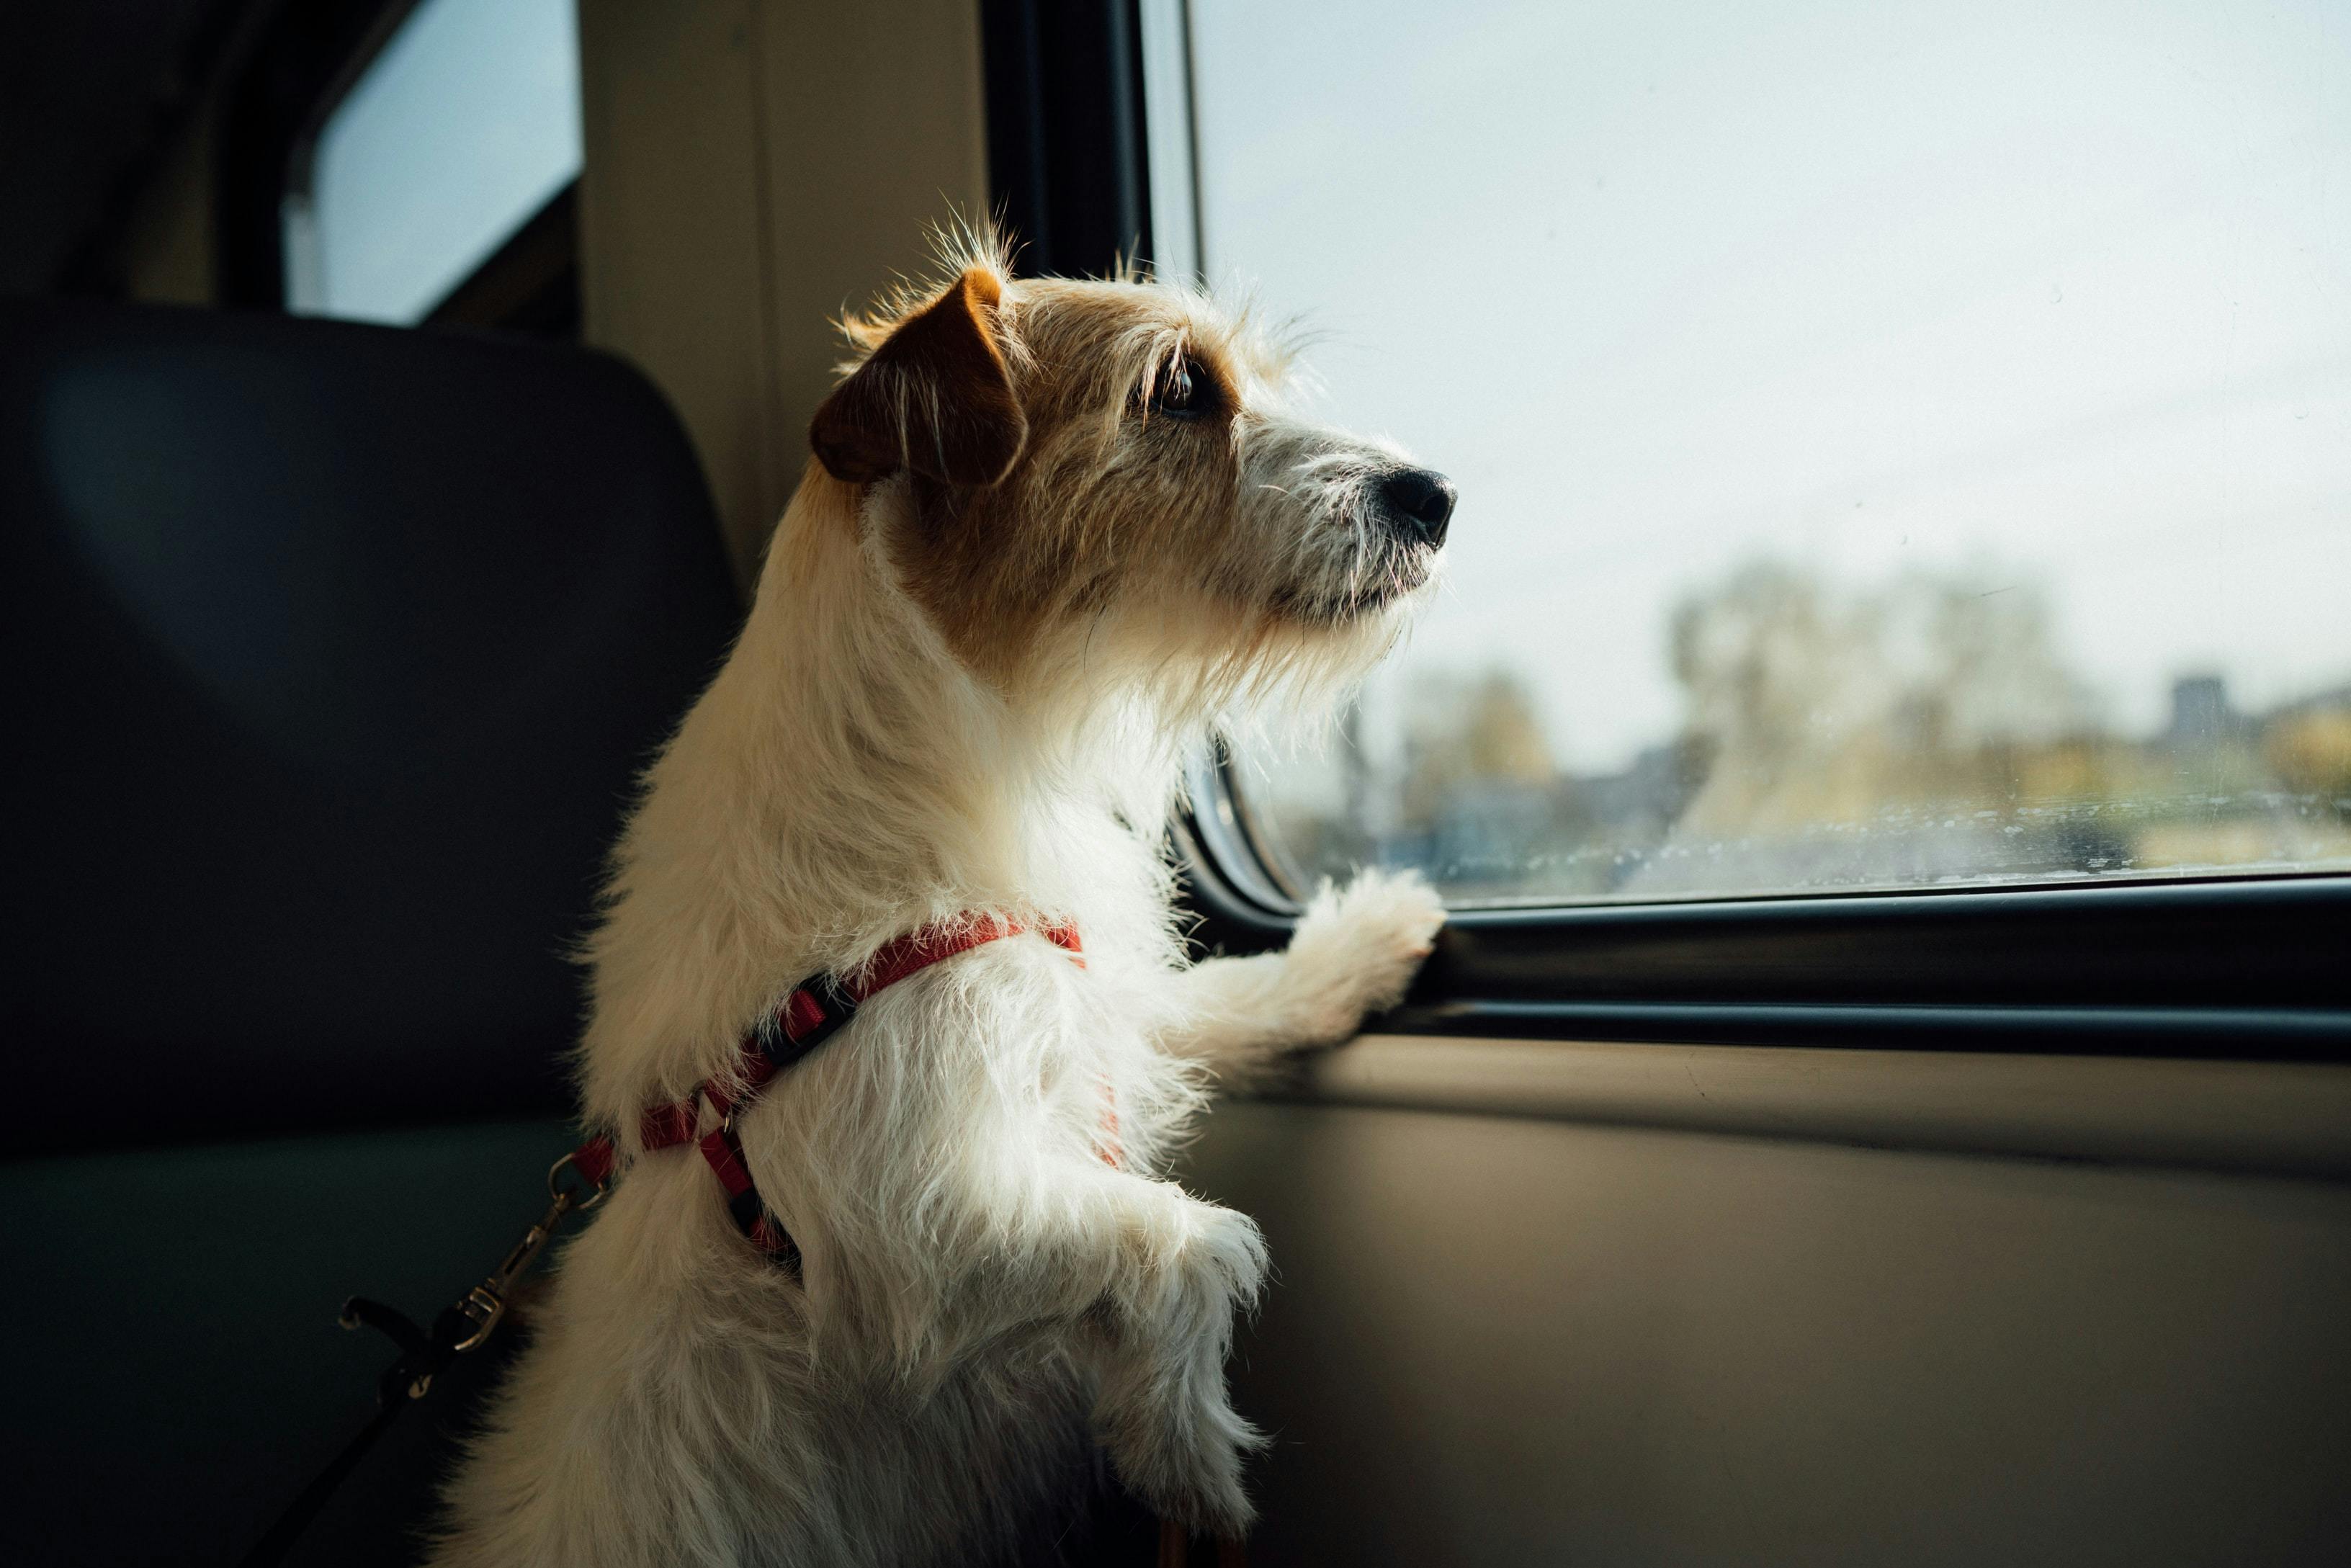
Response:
[250, 1150, 614, 1568]
[449, 1150, 611, 1353]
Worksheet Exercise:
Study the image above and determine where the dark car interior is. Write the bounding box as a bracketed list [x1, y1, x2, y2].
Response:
[6, 2, 2348, 1564]
[3, 294, 739, 1562]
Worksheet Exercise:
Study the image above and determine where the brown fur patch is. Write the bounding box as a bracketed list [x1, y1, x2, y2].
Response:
[882, 280, 1264, 678]
[810, 269, 1027, 487]
[809, 260, 1400, 700]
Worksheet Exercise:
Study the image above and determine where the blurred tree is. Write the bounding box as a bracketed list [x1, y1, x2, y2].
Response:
[1667, 559, 2095, 835]
[1399, 666, 1553, 828]
[2267, 706, 2351, 799]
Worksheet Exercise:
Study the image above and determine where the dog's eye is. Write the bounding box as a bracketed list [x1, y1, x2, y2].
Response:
[1149, 357, 1211, 420]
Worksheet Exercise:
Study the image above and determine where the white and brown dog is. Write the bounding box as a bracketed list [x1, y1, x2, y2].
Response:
[433, 235, 1454, 1567]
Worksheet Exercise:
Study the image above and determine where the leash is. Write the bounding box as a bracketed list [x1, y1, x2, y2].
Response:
[238, 918, 1084, 1564]
[237, 1151, 608, 1568]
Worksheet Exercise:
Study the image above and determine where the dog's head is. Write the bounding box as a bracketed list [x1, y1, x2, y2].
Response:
[808, 248, 1453, 712]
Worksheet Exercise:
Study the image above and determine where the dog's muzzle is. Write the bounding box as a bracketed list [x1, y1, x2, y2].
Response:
[1372, 465, 1456, 550]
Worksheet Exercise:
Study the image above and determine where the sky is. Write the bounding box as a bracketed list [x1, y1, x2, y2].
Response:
[293, 0, 581, 325]
[1176, 0, 2351, 774]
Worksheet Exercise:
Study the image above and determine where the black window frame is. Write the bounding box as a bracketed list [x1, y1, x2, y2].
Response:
[218, 0, 581, 339]
[991, 0, 2351, 1064]
[981, 0, 1155, 280]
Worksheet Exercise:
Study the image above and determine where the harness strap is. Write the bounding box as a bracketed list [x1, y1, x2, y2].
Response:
[570, 920, 1087, 1263]
[240, 920, 1096, 1567]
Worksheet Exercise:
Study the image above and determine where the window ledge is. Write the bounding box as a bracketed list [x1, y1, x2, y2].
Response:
[1266, 1033, 2351, 1183]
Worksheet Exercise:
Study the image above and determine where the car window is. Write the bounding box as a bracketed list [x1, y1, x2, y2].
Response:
[282, 0, 581, 326]
[1150, 0, 2351, 905]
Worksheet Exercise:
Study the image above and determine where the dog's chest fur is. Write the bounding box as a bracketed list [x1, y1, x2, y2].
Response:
[429, 508, 1210, 1563]
[436, 846, 1201, 1567]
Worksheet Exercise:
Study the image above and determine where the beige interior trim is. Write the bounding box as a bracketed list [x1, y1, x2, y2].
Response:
[576, 0, 990, 588]
[1279, 1034, 2351, 1182]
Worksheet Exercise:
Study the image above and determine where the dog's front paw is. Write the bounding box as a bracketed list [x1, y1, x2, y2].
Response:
[1098, 1202, 1270, 1535]
[1182, 1199, 1271, 1308]
[1101, 1381, 1266, 1538]
[1280, 867, 1446, 1044]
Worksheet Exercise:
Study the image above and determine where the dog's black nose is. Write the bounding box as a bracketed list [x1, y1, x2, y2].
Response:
[1378, 467, 1457, 547]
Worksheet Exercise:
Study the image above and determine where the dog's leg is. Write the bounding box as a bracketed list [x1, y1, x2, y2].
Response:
[1087, 1180, 1272, 1536]
[1158, 866, 1444, 1083]
[928, 1152, 1272, 1533]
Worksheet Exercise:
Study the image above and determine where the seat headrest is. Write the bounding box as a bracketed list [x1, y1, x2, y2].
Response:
[0, 298, 742, 1151]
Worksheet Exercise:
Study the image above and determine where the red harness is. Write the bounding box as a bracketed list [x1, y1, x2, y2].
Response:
[568, 920, 1086, 1269]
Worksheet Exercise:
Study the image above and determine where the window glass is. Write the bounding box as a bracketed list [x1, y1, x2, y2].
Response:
[284, 0, 583, 325]
[1157, 0, 2351, 905]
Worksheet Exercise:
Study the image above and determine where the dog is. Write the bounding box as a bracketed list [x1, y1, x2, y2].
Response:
[431, 231, 1455, 1567]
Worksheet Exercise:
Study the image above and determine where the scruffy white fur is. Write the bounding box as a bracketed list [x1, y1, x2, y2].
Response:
[432, 240, 1448, 1567]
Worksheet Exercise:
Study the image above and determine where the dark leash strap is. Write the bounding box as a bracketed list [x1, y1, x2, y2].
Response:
[236, 1299, 455, 1568]
[240, 924, 1089, 1564]
[236, 1152, 609, 1568]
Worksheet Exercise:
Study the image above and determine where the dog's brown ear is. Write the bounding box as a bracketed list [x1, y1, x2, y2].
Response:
[810, 269, 1026, 487]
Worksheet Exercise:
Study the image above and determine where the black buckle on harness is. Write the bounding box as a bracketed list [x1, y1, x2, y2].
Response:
[755, 975, 859, 1072]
